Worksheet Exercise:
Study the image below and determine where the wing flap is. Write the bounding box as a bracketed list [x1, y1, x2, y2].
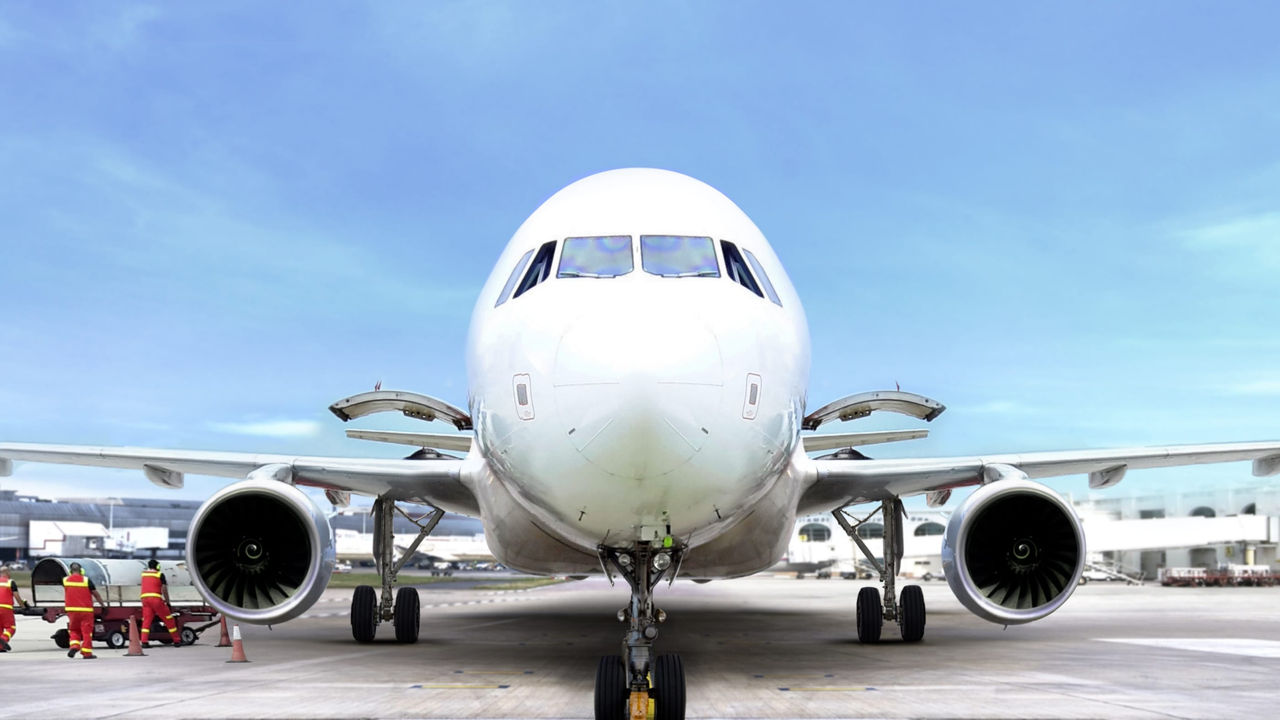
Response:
[345, 429, 473, 452]
[802, 429, 928, 452]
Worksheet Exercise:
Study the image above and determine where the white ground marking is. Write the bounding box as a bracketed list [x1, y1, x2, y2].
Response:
[1100, 638, 1280, 658]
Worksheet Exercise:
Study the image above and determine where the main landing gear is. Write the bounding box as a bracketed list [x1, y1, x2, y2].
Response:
[351, 496, 444, 644]
[594, 543, 686, 720]
[834, 498, 926, 644]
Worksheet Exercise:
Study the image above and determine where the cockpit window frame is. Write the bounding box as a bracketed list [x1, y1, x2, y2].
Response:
[494, 248, 535, 307]
[741, 247, 783, 306]
[720, 240, 764, 299]
[512, 240, 558, 300]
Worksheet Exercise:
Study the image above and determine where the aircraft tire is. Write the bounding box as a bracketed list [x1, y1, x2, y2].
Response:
[899, 584, 925, 643]
[393, 586, 420, 644]
[351, 584, 378, 643]
[856, 586, 882, 643]
[653, 654, 686, 720]
[593, 655, 627, 720]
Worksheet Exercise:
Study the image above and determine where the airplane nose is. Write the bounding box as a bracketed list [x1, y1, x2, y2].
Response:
[553, 305, 723, 479]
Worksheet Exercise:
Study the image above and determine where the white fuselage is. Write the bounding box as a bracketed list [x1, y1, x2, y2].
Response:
[464, 169, 811, 577]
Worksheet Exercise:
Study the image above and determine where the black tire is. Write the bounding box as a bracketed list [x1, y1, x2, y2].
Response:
[899, 584, 926, 643]
[393, 587, 420, 644]
[106, 630, 127, 649]
[652, 654, 686, 720]
[52, 628, 70, 649]
[593, 655, 627, 720]
[180, 626, 197, 646]
[856, 586, 882, 643]
[351, 585, 378, 643]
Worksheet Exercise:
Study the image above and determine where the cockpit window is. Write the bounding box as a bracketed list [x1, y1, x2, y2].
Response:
[558, 236, 633, 278]
[640, 235, 719, 277]
[495, 249, 534, 307]
[720, 240, 763, 298]
[512, 240, 557, 299]
[741, 248, 782, 306]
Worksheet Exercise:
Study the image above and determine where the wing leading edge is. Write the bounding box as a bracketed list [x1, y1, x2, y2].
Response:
[0, 442, 478, 515]
[796, 440, 1280, 513]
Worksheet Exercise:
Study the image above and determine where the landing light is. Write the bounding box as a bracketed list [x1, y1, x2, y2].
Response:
[652, 552, 672, 571]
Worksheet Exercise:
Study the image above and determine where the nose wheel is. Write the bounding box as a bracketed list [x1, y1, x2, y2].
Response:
[594, 543, 686, 720]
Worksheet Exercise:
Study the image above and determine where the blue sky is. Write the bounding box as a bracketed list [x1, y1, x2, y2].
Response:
[1, 3, 1277, 507]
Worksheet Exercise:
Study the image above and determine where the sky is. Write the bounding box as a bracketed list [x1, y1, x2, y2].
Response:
[1, 3, 1278, 509]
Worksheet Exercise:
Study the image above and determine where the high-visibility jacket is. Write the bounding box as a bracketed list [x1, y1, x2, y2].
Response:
[63, 573, 94, 613]
[140, 570, 165, 600]
[0, 574, 13, 609]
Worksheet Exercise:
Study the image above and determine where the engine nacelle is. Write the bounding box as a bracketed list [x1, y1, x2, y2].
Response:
[187, 478, 335, 625]
[941, 478, 1085, 625]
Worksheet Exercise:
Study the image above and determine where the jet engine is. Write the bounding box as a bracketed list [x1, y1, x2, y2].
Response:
[186, 477, 335, 624]
[941, 477, 1085, 625]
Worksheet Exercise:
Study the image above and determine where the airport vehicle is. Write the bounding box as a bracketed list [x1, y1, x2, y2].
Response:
[21, 558, 220, 648]
[3, 168, 1280, 720]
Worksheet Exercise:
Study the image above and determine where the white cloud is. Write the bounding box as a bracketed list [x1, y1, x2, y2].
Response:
[960, 400, 1033, 415]
[1182, 212, 1280, 269]
[1223, 380, 1280, 396]
[208, 419, 322, 438]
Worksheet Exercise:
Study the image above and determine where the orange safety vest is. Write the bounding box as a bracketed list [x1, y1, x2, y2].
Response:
[140, 570, 165, 600]
[63, 573, 94, 612]
[0, 574, 13, 609]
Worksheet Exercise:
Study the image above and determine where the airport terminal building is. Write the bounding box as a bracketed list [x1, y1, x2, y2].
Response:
[787, 483, 1280, 581]
[0, 489, 481, 564]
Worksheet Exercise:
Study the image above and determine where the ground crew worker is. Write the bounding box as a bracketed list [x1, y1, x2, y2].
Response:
[0, 568, 30, 652]
[62, 561, 106, 659]
[139, 559, 182, 648]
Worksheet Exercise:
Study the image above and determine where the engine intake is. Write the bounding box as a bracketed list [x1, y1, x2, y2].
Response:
[187, 478, 334, 624]
[942, 478, 1084, 625]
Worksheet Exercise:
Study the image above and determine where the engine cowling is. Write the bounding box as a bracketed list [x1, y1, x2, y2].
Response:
[941, 478, 1085, 625]
[186, 478, 335, 624]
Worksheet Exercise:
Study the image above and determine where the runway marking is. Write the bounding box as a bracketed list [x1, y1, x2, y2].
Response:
[754, 673, 835, 679]
[300, 595, 536, 620]
[410, 683, 511, 689]
[452, 669, 536, 675]
[778, 686, 877, 692]
[1100, 638, 1280, 658]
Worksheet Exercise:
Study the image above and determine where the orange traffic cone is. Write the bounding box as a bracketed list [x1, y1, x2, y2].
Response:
[226, 623, 249, 663]
[216, 616, 232, 647]
[125, 615, 146, 657]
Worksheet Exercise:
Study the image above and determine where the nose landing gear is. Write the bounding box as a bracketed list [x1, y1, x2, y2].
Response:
[595, 543, 686, 720]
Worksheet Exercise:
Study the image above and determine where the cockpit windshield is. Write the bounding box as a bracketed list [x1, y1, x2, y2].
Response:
[558, 235, 634, 278]
[640, 235, 719, 277]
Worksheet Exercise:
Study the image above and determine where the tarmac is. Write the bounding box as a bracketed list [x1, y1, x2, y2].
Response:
[3, 573, 1278, 719]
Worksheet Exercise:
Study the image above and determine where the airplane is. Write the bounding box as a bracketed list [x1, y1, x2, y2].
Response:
[3, 167, 1280, 720]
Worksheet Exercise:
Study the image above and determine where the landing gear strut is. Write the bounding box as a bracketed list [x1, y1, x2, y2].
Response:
[351, 496, 443, 644]
[594, 543, 686, 720]
[834, 498, 926, 643]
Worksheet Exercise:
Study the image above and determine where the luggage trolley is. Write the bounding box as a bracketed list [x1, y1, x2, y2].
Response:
[21, 557, 222, 649]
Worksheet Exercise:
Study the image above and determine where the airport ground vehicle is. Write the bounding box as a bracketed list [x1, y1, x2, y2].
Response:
[20, 557, 221, 648]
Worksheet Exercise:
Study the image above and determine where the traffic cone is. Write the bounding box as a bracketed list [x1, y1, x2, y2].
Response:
[216, 616, 232, 647]
[125, 615, 146, 657]
[226, 623, 249, 663]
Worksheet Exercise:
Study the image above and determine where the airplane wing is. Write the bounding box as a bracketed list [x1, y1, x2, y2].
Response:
[0, 442, 477, 514]
[797, 440, 1280, 512]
